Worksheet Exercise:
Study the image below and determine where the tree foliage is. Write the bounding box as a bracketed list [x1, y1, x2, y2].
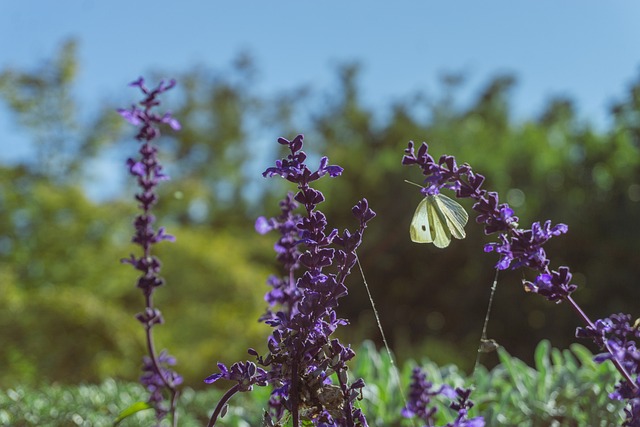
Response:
[0, 40, 125, 182]
[1, 40, 640, 386]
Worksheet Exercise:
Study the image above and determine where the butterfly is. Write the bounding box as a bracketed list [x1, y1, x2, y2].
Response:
[410, 192, 469, 248]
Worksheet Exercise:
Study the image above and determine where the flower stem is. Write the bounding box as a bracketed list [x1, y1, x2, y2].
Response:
[207, 384, 241, 427]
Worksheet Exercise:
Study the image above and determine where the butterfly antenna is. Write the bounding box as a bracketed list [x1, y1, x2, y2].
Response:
[355, 254, 414, 427]
[403, 179, 424, 189]
[473, 268, 501, 376]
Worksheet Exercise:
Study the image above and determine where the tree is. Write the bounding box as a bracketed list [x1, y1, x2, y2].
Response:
[0, 39, 124, 183]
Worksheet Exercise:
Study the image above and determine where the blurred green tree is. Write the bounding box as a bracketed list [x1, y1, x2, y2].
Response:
[0, 39, 124, 183]
[311, 66, 640, 371]
[1, 39, 639, 387]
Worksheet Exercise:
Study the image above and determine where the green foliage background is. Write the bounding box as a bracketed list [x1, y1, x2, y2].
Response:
[0, 341, 626, 426]
[1, 40, 640, 394]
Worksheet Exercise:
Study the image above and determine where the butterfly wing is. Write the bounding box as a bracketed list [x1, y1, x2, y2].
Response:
[410, 193, 469, 248]
[434, 194, 468, 240]
[410, 198, 433, 243]
[427, 195, 452, 248]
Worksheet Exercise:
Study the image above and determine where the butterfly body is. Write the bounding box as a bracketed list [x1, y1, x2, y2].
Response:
[410, 193, 469, 248]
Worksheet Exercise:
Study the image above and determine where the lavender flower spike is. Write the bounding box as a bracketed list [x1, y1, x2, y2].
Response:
[120, 77, 182, 424]
[402, 367, 484, 427]
[206, 135, 375, 427]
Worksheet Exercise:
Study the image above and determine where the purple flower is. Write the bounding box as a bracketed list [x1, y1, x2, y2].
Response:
[445, 388, 485, 427]
[473, 192, 518, 234]
[204, 361, 268, 392]
[576, 313, 640, 425]
[120, 78, 178, 297]
[402, 367, 484, 427]
[401, 367, 445, 423]
[523, 266, 577, 303]
[120, 77, 181, 422]
[206, 135, 375, 427]
[483, 218, 567, 273]
[140, 350, 183, 420]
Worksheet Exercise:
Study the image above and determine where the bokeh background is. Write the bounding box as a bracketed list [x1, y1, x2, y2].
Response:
[1, 1, 640, 390]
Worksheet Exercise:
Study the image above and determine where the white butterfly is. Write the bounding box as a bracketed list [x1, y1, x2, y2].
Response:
[410, 192, 469, 248]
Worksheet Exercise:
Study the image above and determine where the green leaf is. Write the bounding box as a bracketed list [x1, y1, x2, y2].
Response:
[569, 343, 596, 367]
[533, 339, 551, 373]
[113, 401, 153, 426]
[561, 348, 579, 373]
[533, 340, 551, 399]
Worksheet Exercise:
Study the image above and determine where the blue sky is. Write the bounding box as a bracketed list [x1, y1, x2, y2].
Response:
[1, 1, 639, 167]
